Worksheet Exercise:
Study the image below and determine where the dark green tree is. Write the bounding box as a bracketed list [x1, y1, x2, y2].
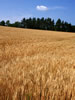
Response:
[32, 18, 37, 29]
[0, 20, 5, 26]
[28, 18, 33, 28]
[12, 21, 21, 27]
[21, 18, 26, 28]
[55, 19, 62, 31]
[72, 25, 75, 32]
[6, 20, 10, 26]
[64, 22, 72, 32]
[36, 18, 41, 29]
[50, 19, 55, 30]
[67, 23, 72, 32]
[40, 17, 45, 30]
[45, 18, 51, 30]
[61, 21, 65, 31]
[26, 18, 33, 28]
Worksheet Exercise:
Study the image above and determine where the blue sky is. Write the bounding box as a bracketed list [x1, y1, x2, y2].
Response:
[0, 0, 75, 25]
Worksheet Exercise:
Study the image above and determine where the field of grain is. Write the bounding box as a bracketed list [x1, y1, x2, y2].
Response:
[0, 26, 75, 100]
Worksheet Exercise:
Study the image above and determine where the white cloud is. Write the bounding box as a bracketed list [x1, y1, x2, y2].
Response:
[36, 5, 65, 11]
[36, 5, 48, 11]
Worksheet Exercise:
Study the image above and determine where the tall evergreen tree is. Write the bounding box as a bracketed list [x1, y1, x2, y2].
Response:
[55, 19, 62, 31]
[21, 18, 26, 28]
[36, 18, 41, 29]
[32, 18, 37, 29]
[40, 17, 45, 30]
[45, 18, 51, 30]
[51, 19, 55, 30]
[61, 21, 65, 31]
[64, 22, 72, 32]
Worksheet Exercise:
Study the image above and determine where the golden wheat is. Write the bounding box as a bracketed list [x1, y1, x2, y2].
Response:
[0, 26, 75, 100]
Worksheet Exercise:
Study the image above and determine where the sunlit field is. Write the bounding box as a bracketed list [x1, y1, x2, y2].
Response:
[0, 26, 75, 100]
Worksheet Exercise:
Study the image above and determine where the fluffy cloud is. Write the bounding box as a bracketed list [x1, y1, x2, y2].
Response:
[36, 5, 48, 11]
[36, 5, 65, 11]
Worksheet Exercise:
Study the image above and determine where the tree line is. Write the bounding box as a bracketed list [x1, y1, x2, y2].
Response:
[0, 17, 75, 32]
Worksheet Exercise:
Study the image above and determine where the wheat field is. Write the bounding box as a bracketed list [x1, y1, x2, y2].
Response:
[0, 26, 75, 100]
